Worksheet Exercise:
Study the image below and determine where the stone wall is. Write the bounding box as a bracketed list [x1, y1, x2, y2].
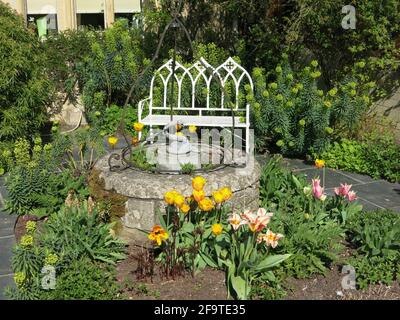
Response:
[373, 86, 400, 142]
[94, 154, 261, 245]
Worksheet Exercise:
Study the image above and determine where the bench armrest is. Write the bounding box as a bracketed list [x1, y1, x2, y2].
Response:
[138, 97, 151, 122]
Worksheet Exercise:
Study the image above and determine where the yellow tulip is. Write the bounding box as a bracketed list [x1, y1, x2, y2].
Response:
[219, 187, 232, 201]
[192, 176, 206, 191]
[212, 191, 224, 204]
[315, 159, 325, 168]
[108, 136, 118, 147]
[148, 225, 168, 246]
[198, 197, 214, 212]
[134, 122, 145, 132]
[192, 189, 205, 202]
[173, 193, 185, 207]
[180, 203, 190, 214]
[189, 125, 197, 133]
[212, 223, 223, 236]
[164, 190, 178, 205]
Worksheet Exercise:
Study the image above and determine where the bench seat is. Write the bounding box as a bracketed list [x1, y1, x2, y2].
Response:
[141, 114, 247, 128]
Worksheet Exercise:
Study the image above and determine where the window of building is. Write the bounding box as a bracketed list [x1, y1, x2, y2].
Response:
[77, 14, 104, 29]
[76, 0, 104, 29]
[115, 0, 142, 28]
[115, 12, 142, 28]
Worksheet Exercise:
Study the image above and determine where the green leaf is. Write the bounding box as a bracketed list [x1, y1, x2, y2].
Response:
[254, 254, 291, 273]
[231, 275, 249, 300]
[199, 252, 218, 268]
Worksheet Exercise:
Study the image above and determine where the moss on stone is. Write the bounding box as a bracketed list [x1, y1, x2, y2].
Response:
[88, 168, 128, 235]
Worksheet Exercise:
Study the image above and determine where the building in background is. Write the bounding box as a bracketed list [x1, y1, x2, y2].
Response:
[1, 0, 142, 33]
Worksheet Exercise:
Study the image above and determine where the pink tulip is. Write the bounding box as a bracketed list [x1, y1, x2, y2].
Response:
[312, 178, 325, 200]
[334, 187, 340, 196]
[336, 183, 352, 197]
[347, 190, 357, 202]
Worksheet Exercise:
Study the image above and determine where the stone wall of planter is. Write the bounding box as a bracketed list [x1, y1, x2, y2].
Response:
[94, 154, 261, 244]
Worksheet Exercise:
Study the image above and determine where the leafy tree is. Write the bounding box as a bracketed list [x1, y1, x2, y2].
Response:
[284, 0, 400, 94]
[0, 3, 51, 142]
[41, 28, 93, 115]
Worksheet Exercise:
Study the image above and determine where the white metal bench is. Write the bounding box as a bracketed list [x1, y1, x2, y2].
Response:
[138, 57, 254, 153]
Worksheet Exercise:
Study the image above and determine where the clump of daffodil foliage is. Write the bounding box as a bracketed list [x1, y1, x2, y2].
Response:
[250, 54, 373, 156]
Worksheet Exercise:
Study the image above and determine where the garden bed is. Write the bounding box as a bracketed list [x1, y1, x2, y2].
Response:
[116, 245, 226, 300]
[115, 244, 400, 300]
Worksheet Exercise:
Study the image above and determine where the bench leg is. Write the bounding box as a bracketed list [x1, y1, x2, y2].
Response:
[246, 126, 250, 154]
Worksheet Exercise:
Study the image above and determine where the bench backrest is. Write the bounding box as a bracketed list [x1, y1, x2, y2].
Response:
[148, 57, 254, 114]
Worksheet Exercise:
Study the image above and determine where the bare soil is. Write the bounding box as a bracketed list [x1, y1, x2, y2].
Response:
[14, 214, 44, 242]
[284, 265, 400, 300]
[116, 245, 227, 300]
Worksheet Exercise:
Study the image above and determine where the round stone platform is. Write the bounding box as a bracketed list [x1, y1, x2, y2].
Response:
[94, 153, 261, 244]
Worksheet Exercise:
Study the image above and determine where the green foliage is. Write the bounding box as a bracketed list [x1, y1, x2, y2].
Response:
[285, 0, 400, 93]
[96, 104, 138, 136]
[80, 19, 150, 118]
[249, 272, 287, 300]
[151, 0, 399, 97]
[6, 202, 126, 300]
[252, 59, 371, 156]
[52, 126, 106, 175]
[4, 137, 90, 217]
[260, 156, 345, 278]
[40, 202, 127, 265]
[42, 28, 93, 113]
[180, 163, 196, 175]
[346, 210, 400, 289]
[317, 139, 367, 173]
[319, 134, 400, 182]
[0, 3, 51, 142]
[347, 210, 400, 258]
[130, 148, 156, 171]
[361, 133, 400, 183]
[149, 0, 287, 71]
[270, 210, 343, 278]
[39, 258, 119, 300]
[349, 255, 399, 290]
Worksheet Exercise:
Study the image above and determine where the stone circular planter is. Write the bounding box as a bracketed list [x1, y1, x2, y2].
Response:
[94, 153, 261, 244]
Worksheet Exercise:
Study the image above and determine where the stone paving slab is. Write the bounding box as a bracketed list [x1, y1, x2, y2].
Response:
[352, 181, 400, 210]
[0, 237, 14, 275]
[336, 170, 377, 184]
[296, 168, 361, 189]
[0, 223, 14, 238]
[0, 274, 14, 300]
[390, 206, 400, 213]
[0, 176, 14, 300]
[283, 158, 400, 212]
[0, 207, 15, 237]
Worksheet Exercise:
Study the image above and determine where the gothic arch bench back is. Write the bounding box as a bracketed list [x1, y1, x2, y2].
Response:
[138, 57, 254, 153]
